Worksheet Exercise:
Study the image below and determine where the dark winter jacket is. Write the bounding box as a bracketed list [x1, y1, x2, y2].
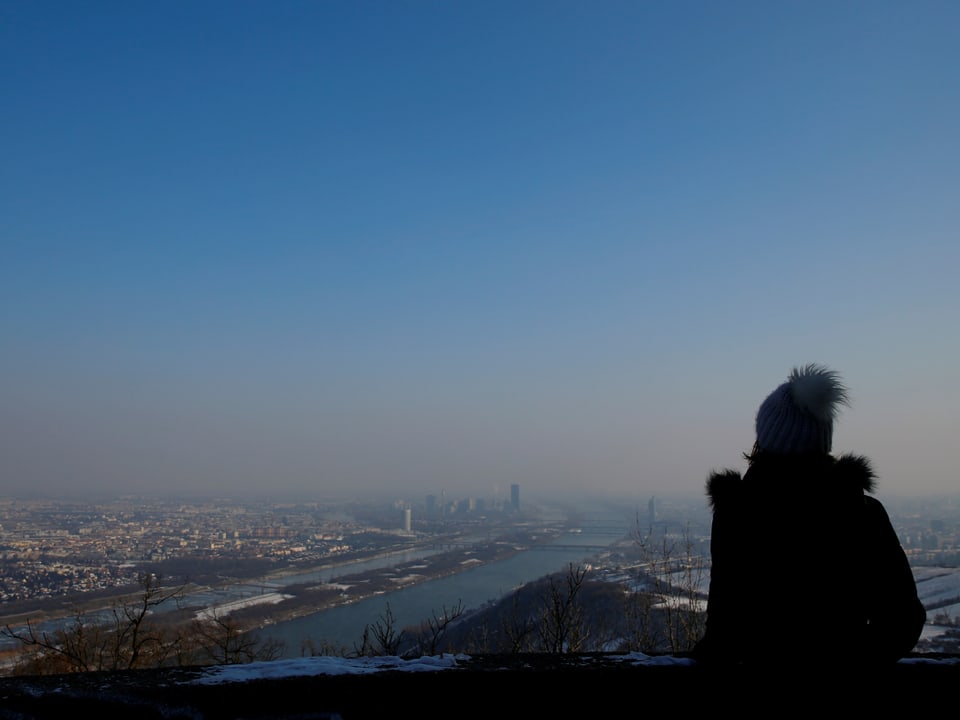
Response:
[693, 453, 925, 666]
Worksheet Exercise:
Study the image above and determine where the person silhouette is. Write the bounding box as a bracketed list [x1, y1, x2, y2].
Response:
[693, 364, 925, 666]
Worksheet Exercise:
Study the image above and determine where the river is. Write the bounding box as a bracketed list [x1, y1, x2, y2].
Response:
[260, 515, 633, 658]
[0, 505, 638, 657]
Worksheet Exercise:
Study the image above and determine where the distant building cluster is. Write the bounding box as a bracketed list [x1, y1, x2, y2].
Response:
[0, 486, 530, 606]
[2, 487, 956, 612]
[0, 497, 390, 604]
[421, 483, 521, 520]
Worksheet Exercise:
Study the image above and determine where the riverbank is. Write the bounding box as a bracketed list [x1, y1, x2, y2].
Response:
[0, 525, 569, 649]
[258, 525, 631, 656]
[0, 511, 613, 668]
[222, 529, 556, 630]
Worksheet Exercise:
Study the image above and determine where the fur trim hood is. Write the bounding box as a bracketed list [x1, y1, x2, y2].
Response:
[705, 453, 877, 510]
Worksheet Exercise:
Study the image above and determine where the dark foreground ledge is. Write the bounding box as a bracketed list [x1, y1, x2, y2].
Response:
[0, 652, 956, 719]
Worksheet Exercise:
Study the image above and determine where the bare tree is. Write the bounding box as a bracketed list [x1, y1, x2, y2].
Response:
[3, 614, 97, 674]
[356, 602, 406, 657]
[627, 522, 707, 653]
[462, 613, 494, 654]
[536, 563, 588, 653]
[109, 573, 185, 669]
[192, 608, 285, 665]
[412, 600, 464, 656]
[501, 588, 536, 653]
[622, 581, 661, 652]
[2, 573, 186, 674]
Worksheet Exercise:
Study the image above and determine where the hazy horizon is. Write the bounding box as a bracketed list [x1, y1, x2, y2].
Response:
[3, 2, 958, 501]
[0, 481, 710, 507]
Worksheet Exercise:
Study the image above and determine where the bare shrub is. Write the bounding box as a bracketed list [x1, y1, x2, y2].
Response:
[535, 563, 588, 653]
[192, 608, 285, 665]
[355, 602, 406, 657]
[412, 600, 464, 656]
[2, 573, 185, 674]
[625, 522, 707, 653]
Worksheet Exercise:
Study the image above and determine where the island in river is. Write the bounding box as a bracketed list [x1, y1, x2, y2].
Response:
[195, 524, 585, 631]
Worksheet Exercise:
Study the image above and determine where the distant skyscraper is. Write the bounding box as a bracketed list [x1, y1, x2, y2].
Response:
[402, 507, 412, 533]
[510, 484, 520, 512]
[648, 496, 657, 527]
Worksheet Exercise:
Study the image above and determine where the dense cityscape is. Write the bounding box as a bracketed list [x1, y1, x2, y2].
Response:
[2, 487, 959, 626]
[0, 487, 531, 609]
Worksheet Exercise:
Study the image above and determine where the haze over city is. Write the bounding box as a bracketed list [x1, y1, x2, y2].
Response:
[2, 1, 958, 502]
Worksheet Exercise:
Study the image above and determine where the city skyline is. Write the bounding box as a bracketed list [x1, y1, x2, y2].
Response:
[2, 2, 959, 501]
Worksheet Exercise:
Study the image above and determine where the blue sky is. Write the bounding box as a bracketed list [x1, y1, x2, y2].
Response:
[2, 1, 958, 501]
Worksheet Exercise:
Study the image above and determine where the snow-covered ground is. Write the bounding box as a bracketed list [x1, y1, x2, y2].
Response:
[194, 592, 293, 621]
[191, 652, 694, 685]
[190, 648, 960, 686]
[622, 562, 960, 621]
[913, 565, 960, 650]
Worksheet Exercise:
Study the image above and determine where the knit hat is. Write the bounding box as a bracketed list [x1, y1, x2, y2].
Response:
[755, 364, 850, 455]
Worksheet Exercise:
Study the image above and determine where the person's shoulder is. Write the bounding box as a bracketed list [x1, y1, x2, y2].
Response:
[861, 493, 893, 522]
